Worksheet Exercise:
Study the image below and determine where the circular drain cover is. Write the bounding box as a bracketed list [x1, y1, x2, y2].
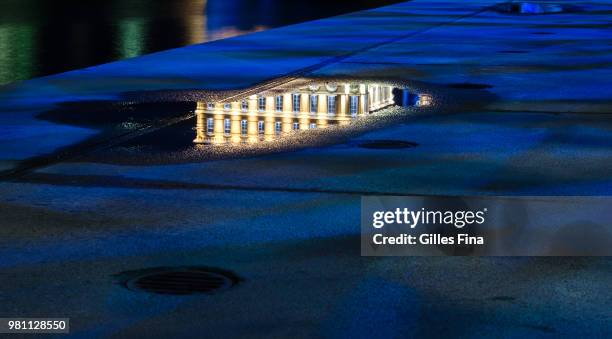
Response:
[119, 266, 240, 295]
[357, 140, 418, 149]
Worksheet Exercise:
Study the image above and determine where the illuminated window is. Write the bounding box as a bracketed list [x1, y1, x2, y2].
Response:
[206, 118, 214, 133]
[310, 95, 318, 114]
[223, 103, 231, 111]
[258, 120, 264, 134]
[292, 94, 300, 113]
[275, 96, 283, 112]
[241, 100, 248, 112]
[241, 120, 247, 135]
[258, 96, 266, 111]
[275, 121, 282, 134]
[293, 122, 299, 130]
[224, 118, 231, 134]
[207, 103, 214, 110]
[418, 94, 432, 107]
[350, 95, 359, 116]
[327, 95, 336, 114]
[309, 123, 317, 129]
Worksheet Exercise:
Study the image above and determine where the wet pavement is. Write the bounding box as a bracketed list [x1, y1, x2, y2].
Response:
[0, 0, 406, 85]
[1, 0, 611, 337]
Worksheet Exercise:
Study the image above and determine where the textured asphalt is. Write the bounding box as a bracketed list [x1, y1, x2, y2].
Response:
[0, 0, 611, 337]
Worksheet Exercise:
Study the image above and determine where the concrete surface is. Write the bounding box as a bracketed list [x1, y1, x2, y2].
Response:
[0, 0, 611, 337]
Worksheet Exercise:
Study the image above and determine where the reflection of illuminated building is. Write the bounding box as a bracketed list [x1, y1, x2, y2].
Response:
[194, 81, 397, 144]
[417, 94, 432, 107]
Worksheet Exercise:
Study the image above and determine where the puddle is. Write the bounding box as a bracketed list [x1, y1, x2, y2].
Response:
[24, 76, 495, 168]
[494, 2, 578, 15]
[193, 78, 431, 146]
[38, 101, 195, 130]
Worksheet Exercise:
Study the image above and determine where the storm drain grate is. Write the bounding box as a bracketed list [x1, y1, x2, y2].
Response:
[357, 140, 418, 149]
[117, 266, 241, 295]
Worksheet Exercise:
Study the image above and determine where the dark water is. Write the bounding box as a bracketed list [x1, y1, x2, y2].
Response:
[0, 0, 402, 85]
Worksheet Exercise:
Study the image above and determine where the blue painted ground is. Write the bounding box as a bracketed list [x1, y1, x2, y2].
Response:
[0, 0, 611, 337]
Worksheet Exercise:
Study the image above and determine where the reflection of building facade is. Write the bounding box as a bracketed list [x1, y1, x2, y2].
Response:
[194, 82, 397, 144]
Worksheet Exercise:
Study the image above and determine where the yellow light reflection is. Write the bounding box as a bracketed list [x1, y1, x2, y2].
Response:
[417, 94, 432, 107]
[194, 80, 398, 145]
